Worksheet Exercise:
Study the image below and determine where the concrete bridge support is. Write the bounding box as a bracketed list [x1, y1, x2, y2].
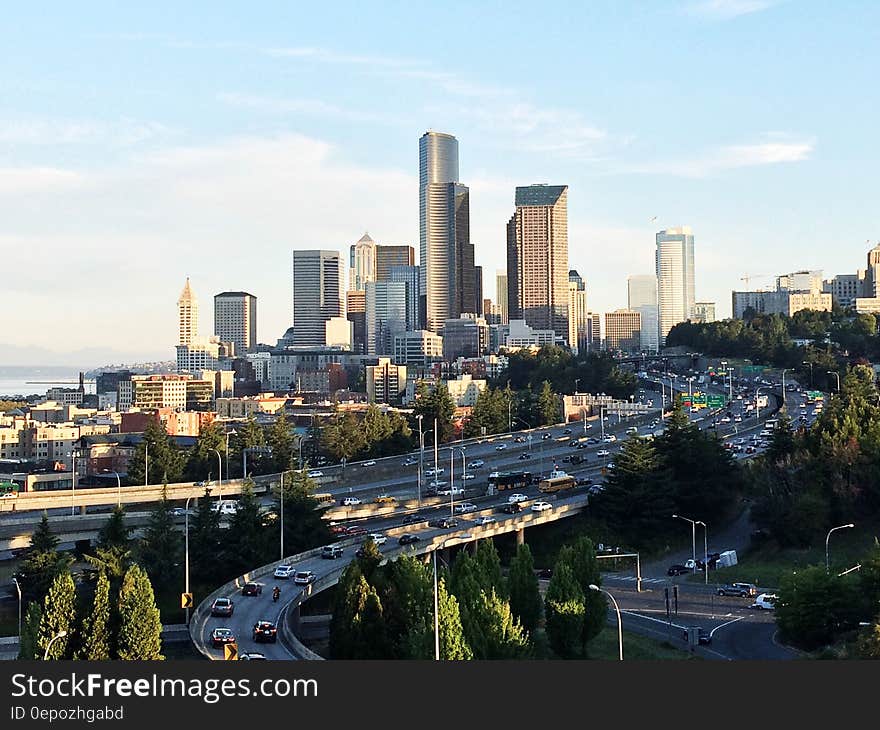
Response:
[516, 527, 525, 546]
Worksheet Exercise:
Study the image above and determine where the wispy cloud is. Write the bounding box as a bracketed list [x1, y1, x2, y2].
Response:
[0, 167, 85, 194]
[0, 118, 174, 147]
[686, 0, 780, 19]
[216, 92, 391, 124]
[264, 46, 417, 68]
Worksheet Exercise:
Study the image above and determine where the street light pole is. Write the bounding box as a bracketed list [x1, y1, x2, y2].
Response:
[144, 441, 149, 487]
[825, 523, 855, 572]
[803, 361, 813, 388]
[433, 549, 441, 660]
[184, 495, 193, 624]
[11, 577, 21, 646]
[104, 470, 122, 507]
[697, 520, 708, 585]
[43, 630, 68, 660]
[589, 585, 622, 660]
[71, 448, 77, 516]
[212, 449, 222, 504]
[673, 514, 697, 574]
[827, 371, 840, 393]
[280, 471, 285, 560]
[417, 415, 424, 507]
[781, 369, 789, 412]
[434, 417, 439, 476]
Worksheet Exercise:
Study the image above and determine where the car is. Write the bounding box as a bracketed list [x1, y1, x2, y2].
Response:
[429, 517, 459, 529]
[568, 440, 579, 448]
[211, 500, 239, 516]
[462, 473, 476, 480]
[437, 486, 464, 496]
[519, 452, 531, 460]
[401, 513, 423, 525]
[683, 627, 712, 645]
[720, 416, 731, 424]
[241, 582, 263, 597]
[367, 532, 387, 545]
[239, 652, 267, 660]
[596, 449, 610, 457]
[168, 506, 194, 517]
[587, 484, 605, 495]
[211, 628, 235, 648]
[374, 494, 396, 504]
[362, 460, 377, 467]
[500, 502, 523, 514]
[273, 564, 294, 579]
[717, 582, 758, 597]
[667, 564, 690, 576]
[341, 496, 362, 506]
[496, 444, 508, 451]
[307, 471, 324, 478]
[321, 545, 344, 559]
[542, 433, 551, 440]
[0, 492, 18, 499]
[576, 476, 593, 485]
[473, 515, 496, 527]
[626, 426, 638, 435]
[587, 437, 600, 445]
[401, 458, 417, 467]
[531, 501, 552, 512]
[508, 493, 528, 503]
[329, 524, 349, 535]
[294, 570, 316, 585]
[398, 534, 421, 545]
[750, 593, 778, 610]
[603, 434, 617, 442]
[454, 502, 477, 514]
[425, 467, 444, 477]
[252, 620, 278, 643]
[210, 597, 234, 617]
[563, 428, 573, 435]
[734, 416, 743, 423]
[577, 443, 589, 449]
[467, 460, 484, 469]
[513, 436, 526, 443]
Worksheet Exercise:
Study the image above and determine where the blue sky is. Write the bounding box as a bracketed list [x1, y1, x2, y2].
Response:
[2, 0, 878, 362]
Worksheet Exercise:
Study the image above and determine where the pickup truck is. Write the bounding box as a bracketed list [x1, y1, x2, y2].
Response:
[716, 582, 757, 597]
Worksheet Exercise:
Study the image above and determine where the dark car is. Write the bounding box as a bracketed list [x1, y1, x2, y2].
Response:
[210, 597, 234, 617]
[519, 453, 531, 460]
[252, 620, 278, 643]
[500, 502, 523, 514]
[321, 545, 344, 559]
[717, 582, 757, 597]
[542, 433, 551, 440]
[429, 517, 459, 529]
[211, 628, 235, 648]
[402, 513, 423, 525]
[398, 534, 421, 545]
[667, 564, 690, 576]
[563, 428, 573, 435]
[576, 476, 592, 485]
[683, 627, 712, 645]
[535, 568, 553, 580]
[241, 582, 262, 597]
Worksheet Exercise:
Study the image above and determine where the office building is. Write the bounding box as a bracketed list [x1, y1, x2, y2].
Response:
[777, 270, 824, 293]
[214, 291, 257, 354]
[474, 265, 483, 315]
[376, 244, 415, 281]
[325, 317, 353, 349]
[568, 274, 588, 354]
[442, 316, 489, 361]
[442, 374, 486, 407]
[496, 270, 508, 324]
[824, 273, 864, 308]
[349, 233, 377, 291]
[627, 274, 659, 354]
[604, 310, 642, 353]
[732, 289, 831, 318]
[497, 319, 558, 350]
[483, 299, 502, 325]
[507, 185, 570, 340]
[693, 302, 716, 324]
[366, 358, 406, 405]
[656, 227, 695, 346]
[586, 313, 601, 352]
[393, 330, 444, 366]
[419, 131, 475, 332]
[366, 281, 408, 355]
[178, 277, 199, 346]
[346, 290, 367, 353]
[176, 339, 234, 373]
[389, 264, 421, 331]
[291, 250, 343, 346]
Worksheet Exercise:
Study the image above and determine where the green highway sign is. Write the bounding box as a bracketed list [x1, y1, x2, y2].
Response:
[743, 365, 765, 374]
[707, 395, 727, 408]
[806, 390, 825, 400]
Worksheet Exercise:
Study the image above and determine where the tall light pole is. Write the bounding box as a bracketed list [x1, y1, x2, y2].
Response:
[673, 514, 697, 574]
[104, 470, 122, 507]
[589, 585, 622, 660]
[825, 523, 854, 572]
[224, 428, 236, 482]
[43, 630, 68, 661]
[144, 440, 149, 487]
[781, 369, 790, 412]
[827, 371, 840, 393]
[417, 415, 424, 506]
[69, 448, 78, 516]
[696, 520, 708, 585]
[211, 449, 222, 504]
[728, 367, 735, 404]
[802, 361, 814, 388]
[11, 576, 21, 645]
[433, 417, 439, 477]
[184, 494, 193, 624]
[280, 471, 285, 560]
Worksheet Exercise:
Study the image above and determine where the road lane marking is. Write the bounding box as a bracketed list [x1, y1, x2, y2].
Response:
[710, 616, 744, 637]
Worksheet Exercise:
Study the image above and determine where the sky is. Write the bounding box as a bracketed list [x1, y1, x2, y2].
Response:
[2, 0, 879, 365]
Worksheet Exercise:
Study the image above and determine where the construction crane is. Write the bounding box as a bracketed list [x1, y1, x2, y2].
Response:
[740, 273, 772, 289]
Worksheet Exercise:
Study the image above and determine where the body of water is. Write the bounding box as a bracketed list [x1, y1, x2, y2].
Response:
[0, 368, 96, 399]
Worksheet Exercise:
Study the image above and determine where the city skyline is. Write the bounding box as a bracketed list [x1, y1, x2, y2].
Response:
[4, 2, 879, 360]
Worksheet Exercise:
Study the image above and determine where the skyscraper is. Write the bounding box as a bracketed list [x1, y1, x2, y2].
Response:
[495, 270, 508, 324]
[419, 131, 474, 333]
[693, 302, 716, 324]
[507, 184, 570, 340]
[291, 250, 343, 347]
[177, 277, 198, 346]
[366, 281, 407, 356]
[214, 291, 257, 354]
[655, 227, 695, 346]
[568, 272, 588, 354]
[346, 289, 366, 353]
[604, 310, 642, 353]
[474, 265, 483, 315]
[376, 244, 415, 281]
[627, 275, 659, 354]
[349, 233, 377, 291]
[389, 264, 421, 332]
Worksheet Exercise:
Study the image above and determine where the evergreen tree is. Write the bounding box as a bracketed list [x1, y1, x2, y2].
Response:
[117, 565, 163, 660]
[18, 602, 42, 660]
[138, 487, 183, 596]
[31, 513, 59, 552]
[127, 418, 184, 486]
[184, 422, 225, 482]
[275, 470, 332, 556]
[474, 540, 506, 598]
[18, 514, 73, 603]
[97, 506, 131, 551]
[321, 410, 367, 464]
[329, 563, 366, 658]
[544, 563, 585, 659]
[224, 484, 267, 574]
[267, 414, 296, 472]
[230, 416, 269, 478]
[383, 555, 433, 659]
[507, 543, 542, 633]
[559, 536, 606, 646]
[188, 489, 224, 586]
[37, 572, 76, 660]
[765, 413, 796, 464]
[77, 571, 111, 660]
[411, 381, 457, 443]
[537, 380, 561, 426]
[437, 577, 473, 660]
[468, 588, 531, 659]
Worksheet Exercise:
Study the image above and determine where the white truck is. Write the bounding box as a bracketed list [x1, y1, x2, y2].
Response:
[717, 550, 738, 568]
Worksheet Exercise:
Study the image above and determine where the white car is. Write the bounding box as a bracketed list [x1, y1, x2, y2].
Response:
[720, 417, 731, 423]
[531, 501, 552, 512]
[211, 500, 239, 516]
[750, 593, 778, 610]
[507, 493, 528, 504]
[367, 533, 387, 546]
[473, 515, 496, 527]
[603, 435, 617, 442]
[362, 460, 377, 467]
[341, 496, 362, 506]
[596, 449, 610, 457]
[294, 570, 316, 585]
[307, 470, 324, 478]
[273, 564, 294, 579]
[437, 486, 464, 496]
[496, 444, 508, 451]
[425, 468, 445, 477]
[462, 473, 476, 480]
[454, 502, 477, 514]
[468, 460, 484, 469]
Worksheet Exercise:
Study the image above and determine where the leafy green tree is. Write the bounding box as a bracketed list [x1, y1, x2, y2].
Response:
[467, 588, 531, 659]
[127, 418, 184, 486]
[117, 565, 163, 660]
[97, 506, 131, 551]
[437, 577, 473, 660]
[275, 470, 332, 556]
[37, 572, 76, 660]
[544, 563, 585, 658]
[559, 537, 606, 646]
[19, 602, 42, 660]
[321, 409, 367, 463]
[411, 381, 457, 443]
[537, 380, 561, 426]
[765, 413, 796, 464]
[383, 555, 433, 658]
[18, 514, 73, 603]
[77, 572, 111, 660]
[330, 563, 366, 658]
[138, 487, 183, 596]
[507, 543, 542, 633]
[184, 422, 225, 481]
[474, 540, 506, 599]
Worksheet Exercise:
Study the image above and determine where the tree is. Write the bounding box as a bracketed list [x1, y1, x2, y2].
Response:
[330, 563, 367, 658]
[127, 418, 184, 486]
[544, 562, 585, 659]
[97, 506, 132, 551]
[437, 577, 473, 660]
[224, 484, 268, 574]
[188, 489, 224, 586]
[467, 588, 531, 659]
[765, 413, 796, 464]
[184, 422, 226, 482]
[37, 572, 76, 660]
[275, 470, 332, 557]
[89, 506, 133, 587]
[383, 555, 433, 659]
[507, 543, 542, 633]
[138, 487, 183, 596]
[856, 619, 880, 659]
[77, 571, 111, 660]
[117, 565, 163, 660]
[267, 414, 296, 472]
[474, 540, 506, 599]
[230, 416, 268, 478]
[537, 380, 561, 426]
[18, 514, 73, 603]
[559, 536, 606, 646]
[30, 512, 59, 552]
[411, 381, 456, 443]
[19, 602, 42, 660]
[321, 410, 367, 464]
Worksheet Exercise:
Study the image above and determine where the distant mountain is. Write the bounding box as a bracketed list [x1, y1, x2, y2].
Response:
[0, 343, 169, 368]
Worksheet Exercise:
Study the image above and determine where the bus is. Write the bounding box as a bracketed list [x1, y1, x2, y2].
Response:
[313, 492, 335, 508]
[487, 471, 532, 493]
[539, 475, 577, 493]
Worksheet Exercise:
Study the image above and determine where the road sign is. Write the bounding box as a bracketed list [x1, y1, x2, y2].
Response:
[224, 643, 238, 661]
[706, 395, 727, 408]
[806, 390, 824, 400]
[180, 592, 193, 609]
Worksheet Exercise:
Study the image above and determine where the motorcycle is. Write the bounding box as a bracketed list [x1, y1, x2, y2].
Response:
[272, 587, 281, 603]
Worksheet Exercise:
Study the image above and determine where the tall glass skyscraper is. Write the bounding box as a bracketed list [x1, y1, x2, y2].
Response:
[627, 274, 659, 353]
[419, 131, 474, 333]
[291, 249, 343, 346]
[655, 227, 695, 346]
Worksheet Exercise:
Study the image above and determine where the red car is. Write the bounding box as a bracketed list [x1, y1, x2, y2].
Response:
[330, 524, 348, 535]
[345, 525, 367, 536]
